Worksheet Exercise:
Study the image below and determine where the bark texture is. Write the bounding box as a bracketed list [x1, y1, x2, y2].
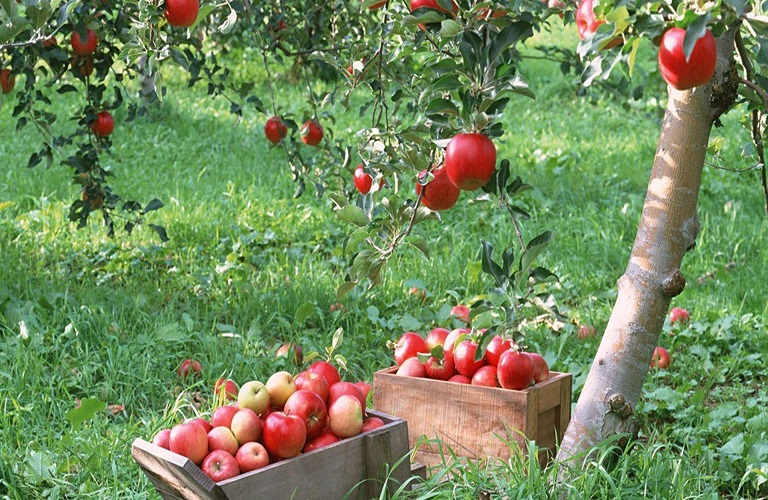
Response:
[556, 30, 738, 467]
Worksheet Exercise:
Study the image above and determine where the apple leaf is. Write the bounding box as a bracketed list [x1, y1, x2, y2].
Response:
[440, 20, 462, 39]
[683, 14, 711, 62]
[65, 398, 106, 429]
[489, 21, 533, 64]
[336, 205, 369, 227]
[337, 280, 357, 300]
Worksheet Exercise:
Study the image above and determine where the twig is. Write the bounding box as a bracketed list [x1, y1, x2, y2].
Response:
[261, 49, 278, 117]
[738, 77, 768, 111]
[752, 110, 768, 216]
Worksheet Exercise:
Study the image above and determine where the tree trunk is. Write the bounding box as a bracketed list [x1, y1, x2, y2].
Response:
[555, 30, 738, 467]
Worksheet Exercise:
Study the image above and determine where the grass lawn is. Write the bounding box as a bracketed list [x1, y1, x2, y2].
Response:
[1, 21, 767, 498]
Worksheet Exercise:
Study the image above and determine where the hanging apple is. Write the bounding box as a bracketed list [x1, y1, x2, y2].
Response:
[658, 28, 717, 91]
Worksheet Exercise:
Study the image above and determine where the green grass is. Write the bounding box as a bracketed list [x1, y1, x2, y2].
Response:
[2, 22, 768, 498]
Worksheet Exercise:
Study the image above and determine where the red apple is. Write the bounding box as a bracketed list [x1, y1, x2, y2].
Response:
[264, 116, 288, 145]
[152, 429, 171, 449]
[353, 381, 372, 402]
[186, 417, 212, 435]
[201, 450, 239, 482]
[207, 426, 239, 456]
[266, 371, 297, 409]
[450, 305, 471, 323]
[169, 423, 208, 465]
[214, 378, 239, 401]
[284, 389, 328, 440]
[526, 352, 550, 384]
[410, 0, 458, 17]
[485, 335, 513, 367]
[300, 119, 323, 146]
[576, 0, 621, 48]
[393, 332, 428, 366]
[577, 325, 597, 340]
[471, 365, 499, 387]
[71, 56, 94, 78]
[276, 342, 303, 364]
[230, 408, 263, 444]
[235, 441, 270, 472]
[361, 417, 385, 433]
[424, 353, 455, 381]
[237, 380, 270, 415]
[444, 328, 471, 354]
[354, 165, 374, 195]
[650, 346, 670, 369]
[0, 69, 15, 94]
[177, 359, 202, 379]
[448, 374, 471, 384]
[497, 350, 534, 390]
[307, 361, 341, 388]
[658, 28, 716, 91]
[328, 382, 366, 409]
[70, 28, 98, 56]
[415, 167, 461, 211]
[90, 111, 114, 137]
[262, 412, 307, 459]
[444, 133, 496, 191]
[328, 395, 364, 439]
[294, 371, 330, 402]
[669, 307, 691, 325]
[396, 357, 426, 378]
[453, 340, 486, 378]
[165, 0, 200, 28]
[210, 405, 239, 429]
[303, 430, 340, 452]
[425, 328, 450, 351]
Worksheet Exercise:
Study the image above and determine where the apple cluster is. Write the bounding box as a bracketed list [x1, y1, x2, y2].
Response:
[391, 327, 550, 391]
[152, 359, 383, 483]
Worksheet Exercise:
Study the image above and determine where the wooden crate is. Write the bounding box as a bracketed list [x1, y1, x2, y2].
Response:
[373, 368, 571, 468]
[132, 410, 413, 500]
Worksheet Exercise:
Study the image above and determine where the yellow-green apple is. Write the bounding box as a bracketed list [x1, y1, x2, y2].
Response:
[207, 426, 239, 456]
[471, 365, 498, 387]
[169, 422, 208, 465]
[294, 371, 330, 402]
[230, 408, 262, 444]
[283, 389, 328, 440]
[650, 347, 670, 369]
[235, 441, 270, 472]
[328, 395, 363, 439]
[303, 430, 340, 452]
[214, 378, 239, 401]
[266, 371, 297, 409]
[201, 450, 239, 482]
[262, 412, 307, 459]
[328, 382, 366, 409]
[210, 405, 238, 429]
[237, 380, 270, 415]
[276, 342, 303, 364]
[396, 357, 426, 377]
[307, 361, 341, 388]
[527, 352, 550, 383]
[426, 328, 450, 351]
[151, 429, 171, 449]
[361, 417, 385, 433]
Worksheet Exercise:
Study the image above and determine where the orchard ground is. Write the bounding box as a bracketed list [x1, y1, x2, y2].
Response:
[1, 26, 768, 498]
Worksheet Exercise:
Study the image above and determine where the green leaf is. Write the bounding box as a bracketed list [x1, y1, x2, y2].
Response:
[142, 199, 164, 214]
[481, 241, 507, 288]
[65, 398, 106, 429]
[425, 98, 461, 117]
[490, 21, 533, 63]
[408, 238, 430, 259]
[430, 74, 463, 92]
[518, 231, 554, 285]
[336, 205, 369, 227]
[293, 301, 314, 326]
[337, 281, 357, 300]
[440, 19, 462, 38]
[683, 14, 711, 62]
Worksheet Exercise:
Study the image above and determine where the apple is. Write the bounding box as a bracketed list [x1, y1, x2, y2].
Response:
[276, 342, 303, 364]
[266, 371, 297, 409]
[650, 346, 670, 369]
[393, 332, 428, 366]
[235, 441, 270, 472]
[576, 0, 621, 48]
[526, 352, 550, 383]
[410, 0, 458, 17]
[214, 378, 239, 401]
[207, 426, 239, 456]
[300, 119, 323, 146]
[328, 395, 363, 439]
[450, 305, 471, 323]
[426, 328, 450, 351]
[187, 417, 212, 435]
[424, 353, 455, 381]
[669, 307, 691, 326]
[71, 28, 98, 56]
[444, 328, 471, 354]
[201, 449, 239, 482]
[210, 405, 239, 429]
[152, 429, 171, 449]
[353, 381, 372, 402]
[307, 360, 341, 388]
[396, 357, 426, 378]
[237, 380, 270, 415]
[448, 374, 471, 384]
[177, 359, 202, 379]
[485, 335, 513, 367]
[497, 350, 534, 390]
[476, 7, 507, 18]
[90, 111, 114, 137]
[453, 340, 486, 378]
[294, 371, 330, 402]
[546, 0, 565, 17]
[353, 165, 374, 195]
[328, 381, 366, 409]
[415, 167, 461, 211]
[658, 28, 716, 91]
[471, 365, 499, 387]
[264, 116, 288, 145]
[361, 416, 385, 433]
[165, 0, 200, 28]
[1, 69, 15, 94]
[444, 133, 496, 191]
[169, 422, 208, 465]
[283, 389, 328, 440]
[262, 411, 307, 459]
[303, 430, 340, 453]
[230, 408, 263, 444]
[577, 325, 597, 340]
[71, 56, 94, 78]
